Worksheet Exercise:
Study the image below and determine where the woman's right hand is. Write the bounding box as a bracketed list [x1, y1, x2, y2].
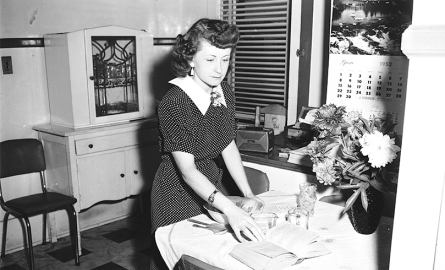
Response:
[222, 204, 265, 243]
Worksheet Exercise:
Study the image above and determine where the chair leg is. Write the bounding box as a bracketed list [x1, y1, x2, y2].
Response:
[1, 212, 10, 258]
[67, 205, 80, 266]
[42, 211, 47, 245]
[23, 216, 35, 270]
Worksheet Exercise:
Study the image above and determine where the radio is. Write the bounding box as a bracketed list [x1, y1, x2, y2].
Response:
[236, 127, 274, 153]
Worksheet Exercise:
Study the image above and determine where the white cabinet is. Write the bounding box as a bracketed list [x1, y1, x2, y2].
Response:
[33, 120, 161, 248]
[39, 26, 159, 252]
[34, 120, 160, 212]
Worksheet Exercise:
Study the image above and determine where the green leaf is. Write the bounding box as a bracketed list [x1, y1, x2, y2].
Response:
[342, 163, 354, 175]
[359, 115, 372, 134]
[360, 183, 370, 211]
[351, 163, 367, 174]
[349, 172, 370, 182]
[336, 184, 359, 190]
[382, 122, 397, 135]
[369, 179, 388, 192]
[343, 188, 361, 213]
[342, 152, 359, 162]
[369, 116, 376, 133]
[346, 161, 364, 173]
[325, 142, 340, 152]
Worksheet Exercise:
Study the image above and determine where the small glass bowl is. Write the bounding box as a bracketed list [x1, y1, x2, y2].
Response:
[251, 212, 278, 233]
[286, 206, 309, 229]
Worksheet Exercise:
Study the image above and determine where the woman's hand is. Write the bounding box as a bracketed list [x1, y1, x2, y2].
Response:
[245, 194, 265, 211]
[222, 204, 265, 243]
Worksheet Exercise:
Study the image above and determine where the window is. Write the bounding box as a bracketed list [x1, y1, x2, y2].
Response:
[221, 0, 291, 125]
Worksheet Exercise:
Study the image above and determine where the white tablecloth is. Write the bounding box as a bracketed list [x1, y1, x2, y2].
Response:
[155, 191, 393, 270]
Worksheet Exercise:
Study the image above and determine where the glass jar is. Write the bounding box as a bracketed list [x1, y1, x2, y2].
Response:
[298, 183, 317, 216]
[251, 212, 278, 234]
[286, 206, 309, 229]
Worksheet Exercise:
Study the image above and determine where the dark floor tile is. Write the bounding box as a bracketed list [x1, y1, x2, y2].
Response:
[47, 246, 91, 263]
[90, 262, 128, 270]
[138, 247, 151, 256]
[102, 228, 140, 244]
[0, 264, 26, 270]
[2, 215, 149, 270]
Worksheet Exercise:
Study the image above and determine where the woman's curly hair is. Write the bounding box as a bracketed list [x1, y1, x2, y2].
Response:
[171, 18, 240, 77]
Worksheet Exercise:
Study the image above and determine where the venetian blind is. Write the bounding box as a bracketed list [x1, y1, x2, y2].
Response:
[221, 0, 291, 124]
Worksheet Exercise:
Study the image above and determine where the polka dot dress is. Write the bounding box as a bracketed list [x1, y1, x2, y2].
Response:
[151, 81, 236, 234]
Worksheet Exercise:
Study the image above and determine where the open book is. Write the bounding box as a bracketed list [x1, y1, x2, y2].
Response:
[229, 222, 330, 270]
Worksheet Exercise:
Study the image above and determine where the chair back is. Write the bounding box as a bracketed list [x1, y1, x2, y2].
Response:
[0, 139, 46, 178]
[220, 166, 269, 196]
[244, 166, 269, 195]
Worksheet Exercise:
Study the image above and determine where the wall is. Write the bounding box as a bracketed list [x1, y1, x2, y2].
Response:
[389, 0, 445, 269]
[0, 0, 218, 254]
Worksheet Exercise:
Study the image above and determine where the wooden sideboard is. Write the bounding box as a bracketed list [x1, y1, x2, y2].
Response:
[33, 119, 160, 252]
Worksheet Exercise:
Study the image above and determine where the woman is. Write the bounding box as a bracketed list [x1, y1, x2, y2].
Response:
[150, 18, 265, 269]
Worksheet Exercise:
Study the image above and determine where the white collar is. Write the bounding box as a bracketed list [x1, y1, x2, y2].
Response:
[169, 76, 227, 115]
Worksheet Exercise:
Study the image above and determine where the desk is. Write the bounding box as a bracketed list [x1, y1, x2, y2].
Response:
[156, 191, 393, 270]
[239, 134, 314, 175]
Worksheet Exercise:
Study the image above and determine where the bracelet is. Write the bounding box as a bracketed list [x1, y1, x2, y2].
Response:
[208, 189, 219, 206]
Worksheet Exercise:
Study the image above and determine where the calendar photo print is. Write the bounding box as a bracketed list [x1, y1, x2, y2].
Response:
[330, 0, 413, 56]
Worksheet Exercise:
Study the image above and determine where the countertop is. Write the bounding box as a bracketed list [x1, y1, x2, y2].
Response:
[239, 133, 314, 175]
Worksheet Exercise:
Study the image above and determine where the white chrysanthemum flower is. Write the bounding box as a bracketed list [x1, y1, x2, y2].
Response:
[359, 131, 400, 168]
[313, 159, 337, 185]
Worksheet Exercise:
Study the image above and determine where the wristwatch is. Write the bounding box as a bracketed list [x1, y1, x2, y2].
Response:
[208, 190, 219, 206]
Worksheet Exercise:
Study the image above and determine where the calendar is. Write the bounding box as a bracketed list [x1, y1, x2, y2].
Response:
[326, 0, 413, 134]
[327, 55, 408, 134]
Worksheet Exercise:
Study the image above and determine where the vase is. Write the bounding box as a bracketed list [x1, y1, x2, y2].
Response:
[348, 186, 385, 235]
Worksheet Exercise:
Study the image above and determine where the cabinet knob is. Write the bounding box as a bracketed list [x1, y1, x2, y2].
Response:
[88, 144, 93, 148]
[89, 76, 94, 80]
[134, 170, 138, 175]
[120, 174, 125, 178]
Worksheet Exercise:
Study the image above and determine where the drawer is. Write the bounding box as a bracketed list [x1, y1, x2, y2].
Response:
[75, 128, 158, 155]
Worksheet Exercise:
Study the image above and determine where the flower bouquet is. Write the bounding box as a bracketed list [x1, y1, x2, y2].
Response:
[306, 104, 401, 218]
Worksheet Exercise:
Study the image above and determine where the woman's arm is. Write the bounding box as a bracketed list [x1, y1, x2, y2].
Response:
[221, 140, 255, 197]
[171, 150, 265, 242]
[221, 140, 266, 210]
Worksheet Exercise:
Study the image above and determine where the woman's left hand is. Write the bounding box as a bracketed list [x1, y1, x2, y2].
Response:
[222, 204, 265, 243]
[246, 194, 265, 211]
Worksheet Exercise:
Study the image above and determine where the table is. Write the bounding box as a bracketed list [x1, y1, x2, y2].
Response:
[155, 191, 393, 270]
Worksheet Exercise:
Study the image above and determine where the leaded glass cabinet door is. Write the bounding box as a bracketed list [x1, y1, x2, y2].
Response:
[92, 36, 139, 117]
[84, 26, 152, 127]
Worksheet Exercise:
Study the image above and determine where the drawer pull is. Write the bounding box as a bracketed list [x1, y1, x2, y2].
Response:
[134, 170, 139, 175]
[88, 144, 93, 148]
[120, 174, 125, 178]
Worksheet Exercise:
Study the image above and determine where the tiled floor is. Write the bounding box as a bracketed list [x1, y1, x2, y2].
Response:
[0, 214, 152, 270]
